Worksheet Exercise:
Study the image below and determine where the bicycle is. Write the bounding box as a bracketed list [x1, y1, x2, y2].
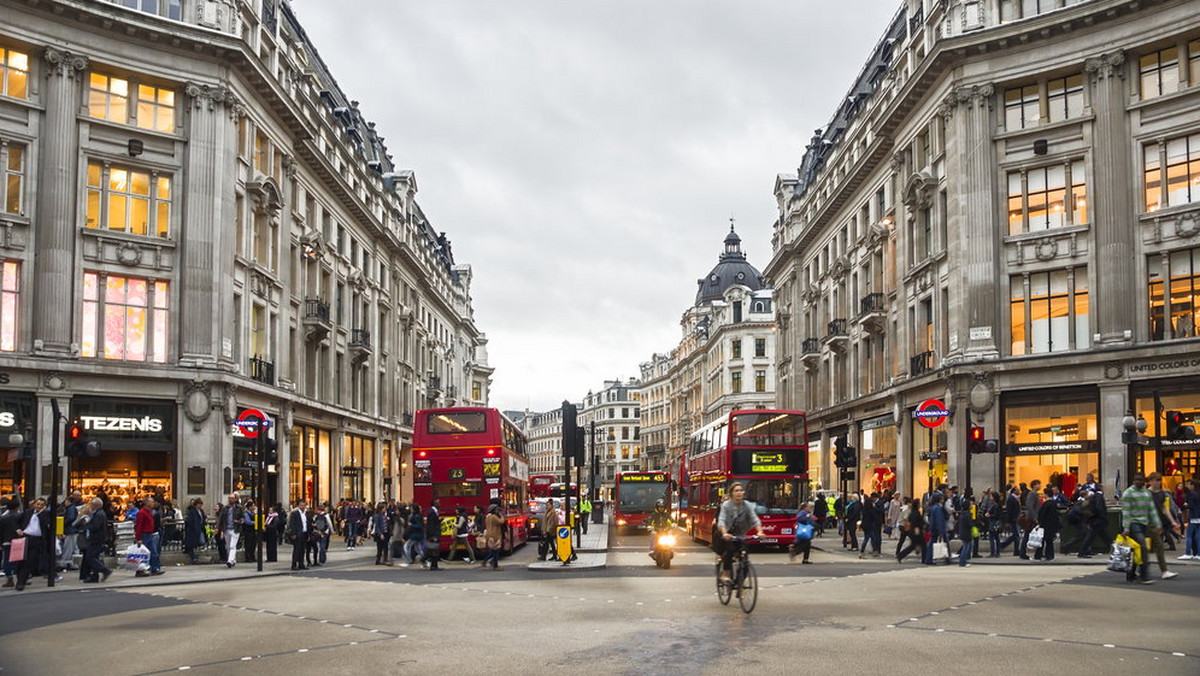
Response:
[715, 535, 758, 613]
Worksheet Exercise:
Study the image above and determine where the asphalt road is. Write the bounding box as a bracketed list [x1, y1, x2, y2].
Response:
[2, 527, 1198, 675]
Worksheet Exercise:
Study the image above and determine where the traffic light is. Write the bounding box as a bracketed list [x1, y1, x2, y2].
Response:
[1167, 410, 1196, 440]
[833, 436, 847, 468]
[65, 419, 101, 458]
[843, 442, 858, 468]
[561, 401, 578, 461]
[573, 426, 586, 464]
[264, 437, 279, 466]
[968, 426, 985, 454]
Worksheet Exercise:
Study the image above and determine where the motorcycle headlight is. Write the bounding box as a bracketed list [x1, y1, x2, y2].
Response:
[657, 534, 676, 547]
[617, 519, 627, 526]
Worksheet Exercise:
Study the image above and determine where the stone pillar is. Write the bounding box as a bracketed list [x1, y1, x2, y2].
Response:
[1085, 51, 1134, 345]
[1098, 379, 1130, 494]
[941, 83, 999, 360]
[180, 83, 242, 367]
[31, 48, 88, 355]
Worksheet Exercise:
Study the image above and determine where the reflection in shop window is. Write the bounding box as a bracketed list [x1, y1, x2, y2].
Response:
[0, 261, 17, 351]
[81, 272, 168, 362]
[1148, 246, 1200, 340]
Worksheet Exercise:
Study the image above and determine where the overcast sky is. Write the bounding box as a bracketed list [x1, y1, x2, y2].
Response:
[293, 1, 899, 413]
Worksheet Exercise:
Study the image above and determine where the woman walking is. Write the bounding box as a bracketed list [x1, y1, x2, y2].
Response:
[484, 504, 505, 570]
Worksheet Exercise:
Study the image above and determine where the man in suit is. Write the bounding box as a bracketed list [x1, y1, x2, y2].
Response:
[14, 498, 52, 591]
[288, 499, 309, 570]
[83, 498, 112, 583]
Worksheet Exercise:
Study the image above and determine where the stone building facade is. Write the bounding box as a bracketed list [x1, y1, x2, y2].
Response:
[767, 0, 1200, 498]
[0, 0, 493, 510]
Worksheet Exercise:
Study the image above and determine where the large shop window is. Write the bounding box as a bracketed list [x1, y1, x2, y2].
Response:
[86, 161, 172, 238]
[1144, 133, 1200, 211]
[860, 418, 897, 495]
[1006, 161, 1087, 235]
[1003, 398, 1099, 495]
[342, 434, 375, 504]
[81, 272, 169, 363]
[1133, 392, 1198, 491]
[1149, 246, 1200, 340]
[1010, 269, 1089, 355]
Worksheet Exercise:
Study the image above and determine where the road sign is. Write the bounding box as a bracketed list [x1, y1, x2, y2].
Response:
[235, 408, 270, 438]
[920, 451, 944, 461]
[913, 399, 950, 429]
[556, 525, 572, 563]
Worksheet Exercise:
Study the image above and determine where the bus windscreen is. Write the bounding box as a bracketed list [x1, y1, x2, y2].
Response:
[426, 412, 487, 434]
[617, 477, 668, 512]
[731, 412, 806, 446]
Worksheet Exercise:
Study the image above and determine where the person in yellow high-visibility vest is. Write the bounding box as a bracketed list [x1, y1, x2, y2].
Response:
[580, 496, 593, 535]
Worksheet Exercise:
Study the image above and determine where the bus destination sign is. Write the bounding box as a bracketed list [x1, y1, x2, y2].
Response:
[620, 474, 666, 482]
[749, 452, 788, 473]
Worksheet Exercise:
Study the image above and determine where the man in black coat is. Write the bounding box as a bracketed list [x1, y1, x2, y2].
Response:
[83, 498, 112, 583]
[14, 498, 52, 591]
[287, 499, 309, 570]
[423, 499, 442, 570]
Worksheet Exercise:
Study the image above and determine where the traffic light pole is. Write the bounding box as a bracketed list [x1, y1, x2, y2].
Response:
[47, 398, 62, 588]
[256, 416, 266, 573]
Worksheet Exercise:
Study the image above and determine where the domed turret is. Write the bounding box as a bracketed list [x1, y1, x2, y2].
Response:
[695, 224, 765, 305]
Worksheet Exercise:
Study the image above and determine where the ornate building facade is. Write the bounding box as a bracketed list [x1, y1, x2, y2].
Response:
[0, 0, 493, 509]
[768, 0, 1200, 498]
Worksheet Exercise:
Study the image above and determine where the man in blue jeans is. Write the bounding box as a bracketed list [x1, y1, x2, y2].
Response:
[136, 496, 165, 577]
[1121, 473, 1161, 585]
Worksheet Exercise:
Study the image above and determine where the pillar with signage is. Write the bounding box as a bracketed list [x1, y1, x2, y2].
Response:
[912, 399, 950, 497]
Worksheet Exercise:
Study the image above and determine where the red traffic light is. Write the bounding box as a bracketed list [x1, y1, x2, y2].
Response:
[969, 426, 984, 442]
[68, 421, 83, 440]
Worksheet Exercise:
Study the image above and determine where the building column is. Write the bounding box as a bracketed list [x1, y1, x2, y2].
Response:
[1085, 51, 1135, 345]
[941, 83, 1000, 360]
[1098, 380, 1129, 493]
[31, 48, 88, 356]
[180, 83, 242, 367]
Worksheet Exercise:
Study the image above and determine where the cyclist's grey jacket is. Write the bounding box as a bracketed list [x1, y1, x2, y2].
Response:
[717, 499, 762, 536]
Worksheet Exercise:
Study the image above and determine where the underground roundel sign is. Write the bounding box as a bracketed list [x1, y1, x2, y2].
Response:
[913, 398, 950, 429]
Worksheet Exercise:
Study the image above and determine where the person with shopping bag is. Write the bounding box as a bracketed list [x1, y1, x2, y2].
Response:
[13, 498, 53, 591]
[922, 493, 951, 565]
[82, 498, 112, 584]
[1120, 472, 1162, 585]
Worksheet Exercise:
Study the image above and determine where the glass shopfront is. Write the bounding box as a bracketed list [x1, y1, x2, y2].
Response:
[859, 414, 897, 495]
[1002, 390, 1098, 496]
[910, 417, 948, 498]
[1133, 383, 1199, 493]
[289, 424, 331, 507]
[0, 392, 35, 497]
[807, 432, 823, 491]
[70, 397, 176, 513]
[341, 433, 375, 504]
[231, 407, 279, 506]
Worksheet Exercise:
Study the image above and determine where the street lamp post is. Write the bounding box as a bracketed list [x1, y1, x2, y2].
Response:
[1121, 410, 1147, 490]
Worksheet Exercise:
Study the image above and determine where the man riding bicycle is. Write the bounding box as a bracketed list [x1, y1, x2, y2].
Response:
[647, 499, 673, 557]
[717, 482, 761, 581]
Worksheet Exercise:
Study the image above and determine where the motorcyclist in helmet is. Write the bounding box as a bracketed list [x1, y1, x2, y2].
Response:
[647, 499, 674, 557]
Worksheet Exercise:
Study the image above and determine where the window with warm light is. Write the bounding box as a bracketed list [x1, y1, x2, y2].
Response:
[1010, 269, 1089, 355]
[1007, 160, 1087, 235]
[1148, 246, 1200, 341]
[3, 143, 24, 215]
[85, 160, 171, 237]
[81, 272, 169, 363]
[1144, 133, 1200, 212]
[0, 261, 18, 352]
[88, 72, 175, 132]
[0, 46, 29, 99]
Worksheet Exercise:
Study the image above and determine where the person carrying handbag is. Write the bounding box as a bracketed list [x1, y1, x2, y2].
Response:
[788, 501, 815, 564]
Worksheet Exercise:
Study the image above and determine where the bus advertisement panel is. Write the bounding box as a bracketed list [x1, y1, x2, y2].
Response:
[412, 407, 530, 552]
[684, 410, 808, 547]
[613, 471, 670, 530]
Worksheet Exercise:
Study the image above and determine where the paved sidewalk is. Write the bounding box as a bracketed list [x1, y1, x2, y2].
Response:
[810, 534, 1200, 567]
[4, 544, 379, 595]
[528, 520, 609, 572]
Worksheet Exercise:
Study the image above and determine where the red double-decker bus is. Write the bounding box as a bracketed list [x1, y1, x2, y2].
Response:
[529, 475, 556, 498]
[684, 409, 808, 547]
[412, 407, 531, 552]
[613, 471, 670, 531]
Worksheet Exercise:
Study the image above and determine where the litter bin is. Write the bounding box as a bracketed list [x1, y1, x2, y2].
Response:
[592, 501, 604, 524]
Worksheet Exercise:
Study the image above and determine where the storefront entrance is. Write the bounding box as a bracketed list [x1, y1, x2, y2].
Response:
[69, 397, 176, 510]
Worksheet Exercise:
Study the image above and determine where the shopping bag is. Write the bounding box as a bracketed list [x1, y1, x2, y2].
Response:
[8, 536, 26, 563]
[124, 543, 150, 571]
[1026, 527, 1045, 550]
[1114, 533, 1143, 566]
[931, 541, 948, 560]
[1107, 541, 1132, 573]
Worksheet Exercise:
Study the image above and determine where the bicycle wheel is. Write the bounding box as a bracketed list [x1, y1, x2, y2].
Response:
[716, 563, 732, 605]
[738, 561, 758, 614]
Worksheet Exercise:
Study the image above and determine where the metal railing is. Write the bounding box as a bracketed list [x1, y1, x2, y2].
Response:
[249, 356, 275, 385]
[304, 298, 330, 323]
[349, 328, 371, 349]
[802, 337, 821, 354]
[859, 292, 885, 316]
[827, 318, 848, 338]
[911, 350, 936, 377]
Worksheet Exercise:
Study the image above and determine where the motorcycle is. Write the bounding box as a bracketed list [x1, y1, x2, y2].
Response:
[652, 530, 677, 569]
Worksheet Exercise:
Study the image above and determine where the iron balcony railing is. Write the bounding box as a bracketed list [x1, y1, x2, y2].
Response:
[859, 292, 885, 316]
[304, 298, 330, 323]
[249, 356, 275, 385]
[827, 318, 848, 338]
[911, 350, 936, 377]
[349, 328, 371, 349]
